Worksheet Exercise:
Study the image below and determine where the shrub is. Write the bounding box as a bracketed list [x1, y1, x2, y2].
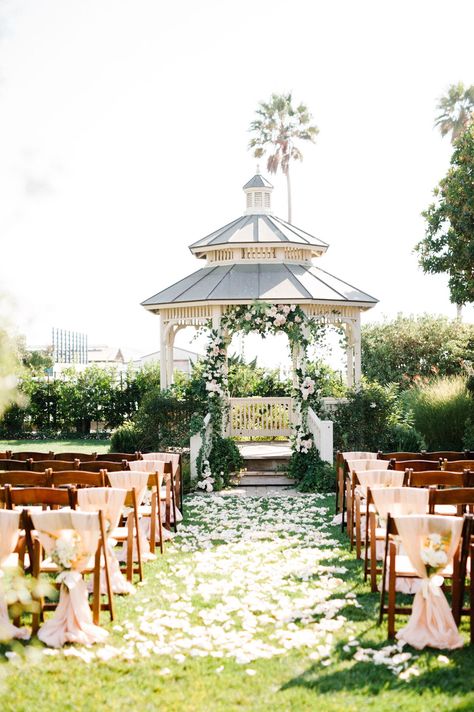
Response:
[401, 376, 473, 450]
[362, 314, 474, 388]
[463, 417, 474, 451]
[110, 422, 141, 453]
[287, 447, 335, 493]
[133, 389, 205, 452]
[333, 380, 418, 453]
[204, 435, 243, 490]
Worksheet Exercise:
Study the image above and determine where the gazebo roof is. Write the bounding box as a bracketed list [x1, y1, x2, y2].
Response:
[242, 173, 273, 189]
[141, 262, 377, 310]
[189, 214, 328, 256]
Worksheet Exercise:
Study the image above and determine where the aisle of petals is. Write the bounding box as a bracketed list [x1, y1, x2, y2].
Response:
[4, 494, 423, 678]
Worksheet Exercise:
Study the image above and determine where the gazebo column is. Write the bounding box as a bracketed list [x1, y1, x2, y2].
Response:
[353, 313, 362, 385]
[166, 325, 176, 387]
[160, 317, 168, 391]
[345, 322, 354, 388]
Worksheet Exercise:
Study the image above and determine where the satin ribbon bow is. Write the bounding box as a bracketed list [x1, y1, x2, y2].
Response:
[56, 570, 82, 590]
[421, 574, 444, 599]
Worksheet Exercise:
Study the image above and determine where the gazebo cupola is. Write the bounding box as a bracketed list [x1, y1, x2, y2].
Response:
[243, 169, 273, 214]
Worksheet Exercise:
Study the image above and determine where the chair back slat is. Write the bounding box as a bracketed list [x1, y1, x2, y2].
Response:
[30, 459, 79, 472]
[54, 452, 97, 461]
[0, 471, 51, 487]
[428, 487, 474, 514]
[78, 460, 127, 472]
[5, 485, 76, 509]
[51, 470, 106, 488]
[0, 460, 31, 471]
[440, 460, 474, 472]
[96, 453, 139, 462]
[408, 470, 465, 488]
[10, 451, 54, 461]
[391, 459, 440, 472]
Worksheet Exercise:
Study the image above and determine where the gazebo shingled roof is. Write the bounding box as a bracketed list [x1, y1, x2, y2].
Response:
[142, 171, 378, 389]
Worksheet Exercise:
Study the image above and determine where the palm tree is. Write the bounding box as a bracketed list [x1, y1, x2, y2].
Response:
[434, 82, 474, 143]
[249, 93, 318, 223]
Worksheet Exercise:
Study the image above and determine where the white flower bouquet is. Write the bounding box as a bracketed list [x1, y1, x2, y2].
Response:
[51, 530, 83, 571]
[420, 532, 450, 577]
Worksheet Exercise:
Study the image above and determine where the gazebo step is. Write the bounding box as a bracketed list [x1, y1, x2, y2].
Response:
[237, 441, 292, 472]
[235, 472, 294, 487]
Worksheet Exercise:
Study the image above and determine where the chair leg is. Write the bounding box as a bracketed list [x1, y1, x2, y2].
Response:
[126, 517, 133, 582]
[170, 479, 178, 534]
[355, 495, 362, 559]
[150, 496, 156, 556]
[99, 512, 115, 621]
[387, 542, 396, 639]
[370, 513, 378, 593]
[92, 549, 101, 625]
[157, 491, 164, 555]
[31, 540, 42, 634]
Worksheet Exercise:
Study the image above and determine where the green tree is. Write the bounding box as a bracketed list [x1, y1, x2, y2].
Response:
[415, 126, 474, 312]
[248, 92, 318, 222]
[361, 314, 474, 387]
[0, 324, 22, 418]
[434, 82, 474, 142]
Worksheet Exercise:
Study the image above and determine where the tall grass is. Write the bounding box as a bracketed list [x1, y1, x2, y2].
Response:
[401, 376, 473, 450]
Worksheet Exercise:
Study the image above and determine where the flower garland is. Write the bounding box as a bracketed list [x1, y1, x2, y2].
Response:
[195, 302, 327, 491]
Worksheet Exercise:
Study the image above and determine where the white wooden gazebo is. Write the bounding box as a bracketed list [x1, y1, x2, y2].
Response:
[142, 171, 377, 391]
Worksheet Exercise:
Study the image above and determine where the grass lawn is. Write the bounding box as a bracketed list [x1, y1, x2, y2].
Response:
[0, 439, 111, 455]
[1, 493, 473, 712]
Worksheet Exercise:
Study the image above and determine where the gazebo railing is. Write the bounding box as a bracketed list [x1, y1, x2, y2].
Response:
[307, 406, 333, 463]
[227, 397, 294, 438]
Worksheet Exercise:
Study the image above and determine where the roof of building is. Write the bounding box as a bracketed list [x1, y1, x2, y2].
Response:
[141, 262, 377, 309]
[242, 173, 273, 189]
[189, 214, 328, 253]
[136, 347, 201, 362]
[87, 346, 124, 363]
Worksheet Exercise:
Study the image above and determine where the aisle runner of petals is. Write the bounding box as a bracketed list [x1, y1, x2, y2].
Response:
[4, 495, 423, 677]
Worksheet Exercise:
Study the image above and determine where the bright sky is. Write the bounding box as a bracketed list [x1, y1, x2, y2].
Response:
[1, 0, 473, 368]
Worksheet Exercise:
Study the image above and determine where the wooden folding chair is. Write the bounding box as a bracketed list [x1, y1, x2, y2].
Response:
[5, 485, 77, 573]
[30, 508, 114, 633]
[408, 470, 465, 488]
[0, 471, 52, 487]
[78, 460, 127, 472]
[428, 487, 474, 516]
[54, 452, 97, 461]
[51, 470, 106, 488]
[10, 451, 54, 461]
[30, 459, 80, 472]
[108, 487, 143, 584]
[335, 451, 379, 516]
[379, 514, 470, 638]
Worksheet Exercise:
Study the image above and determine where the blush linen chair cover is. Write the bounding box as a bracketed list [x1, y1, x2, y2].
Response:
[355, 470, 405, 496]
[0, 510, 29, 641]
[77, 488, 133, 595]
[107, 471, 152, 560]
[128, 460, 183, 524]
[343, 451, 379, 461]
[347, 459, 391, 473]
[31, 510, 108, 648]
[371, 487, 429, 588]
[394, 514, 464, 650]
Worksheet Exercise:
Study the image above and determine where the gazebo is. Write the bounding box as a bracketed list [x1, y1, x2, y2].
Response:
[141, 171, 377, 391]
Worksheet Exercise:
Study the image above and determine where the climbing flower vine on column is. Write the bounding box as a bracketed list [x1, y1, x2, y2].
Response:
[196, 301, 328, 491]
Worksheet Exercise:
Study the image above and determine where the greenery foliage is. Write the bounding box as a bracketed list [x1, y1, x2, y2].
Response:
[287, 446, 334, 493]
[361, 314, 474, 387]
[416, 125, 474, 308]
[205, 435, 243, 491]
[332, 380, 424, 453]
[0, 363, 161, 438]
[401, 376, 473, 451]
